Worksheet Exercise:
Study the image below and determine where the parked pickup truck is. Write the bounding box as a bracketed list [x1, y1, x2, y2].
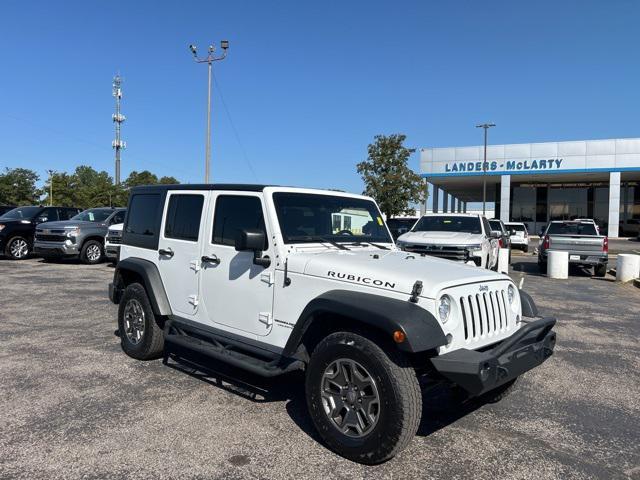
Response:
[34, 207, 126, 264]
[396, 213, 500, 269]
[538, 220, 608, 277]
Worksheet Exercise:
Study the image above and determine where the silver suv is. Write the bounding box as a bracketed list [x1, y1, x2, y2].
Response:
[34, 208, 126, 264]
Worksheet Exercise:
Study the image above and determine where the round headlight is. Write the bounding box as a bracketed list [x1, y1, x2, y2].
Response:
[507, 285, 516, 304]
[438, 295, 451, 323]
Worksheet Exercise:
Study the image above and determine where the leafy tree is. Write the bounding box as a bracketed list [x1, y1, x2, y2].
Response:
[357, 134, 425, 219]
[159, 176, 179, 185]
[124, 170, 159, 188]
[0, 168, 40, 205]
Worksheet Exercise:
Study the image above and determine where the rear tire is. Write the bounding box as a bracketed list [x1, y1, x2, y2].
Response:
[594, 263, 607, 277]
[5, 236, 30, 260]
[118, 283, 164, 360]
[523, 246, 529, 253]
[81, 239, 103, 264]
[305, 331, 421, 464]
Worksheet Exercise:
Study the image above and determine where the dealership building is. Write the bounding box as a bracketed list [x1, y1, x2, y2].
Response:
[420, 137, 640, 237]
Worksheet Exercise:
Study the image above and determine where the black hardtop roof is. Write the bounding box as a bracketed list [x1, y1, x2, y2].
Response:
[130, 184, 272, 194]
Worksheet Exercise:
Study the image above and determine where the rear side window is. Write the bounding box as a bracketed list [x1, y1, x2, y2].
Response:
[124, 193, 163, 249]
[110, 210, 126, 225]
[59, 209, 76, 221]
[212, 196, 267, 248]
[164, 194, 204, 241]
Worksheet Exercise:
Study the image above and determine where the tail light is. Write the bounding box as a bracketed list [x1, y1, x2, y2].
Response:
[498, 238, 503, 248]
[543, 235, 550, 249]
[603, 236, 608, 253]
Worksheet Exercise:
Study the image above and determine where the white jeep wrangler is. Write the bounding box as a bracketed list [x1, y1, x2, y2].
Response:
[109, 184, 556, 464]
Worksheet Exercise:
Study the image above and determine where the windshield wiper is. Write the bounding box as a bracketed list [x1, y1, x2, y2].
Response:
[289, 235, 349, 250]
[347, 241, 390, 250]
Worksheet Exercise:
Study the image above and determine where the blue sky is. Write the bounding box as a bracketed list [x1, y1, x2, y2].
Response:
[1, 0, 639, 202]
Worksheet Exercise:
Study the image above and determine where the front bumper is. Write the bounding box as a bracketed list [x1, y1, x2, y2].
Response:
[430, 317, 556, 396]
[105, 244, 120, 259]
[33, 240, 80, 257]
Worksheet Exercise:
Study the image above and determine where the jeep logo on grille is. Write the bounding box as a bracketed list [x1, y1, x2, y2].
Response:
[479, 285, 489, 292]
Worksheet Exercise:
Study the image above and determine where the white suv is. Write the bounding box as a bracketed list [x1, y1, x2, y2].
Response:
[396, 213, 500, 269]
[108, 184, 556, 464]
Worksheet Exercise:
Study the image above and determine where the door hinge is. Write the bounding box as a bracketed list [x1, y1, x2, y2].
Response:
[190, 260, 200, 272]
[188, 295, 199, 307]
[258, 312, 272, 327]
[260, 272, 274, 285]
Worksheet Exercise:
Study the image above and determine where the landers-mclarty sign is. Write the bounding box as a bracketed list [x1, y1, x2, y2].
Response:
[445, 158, 563, 173]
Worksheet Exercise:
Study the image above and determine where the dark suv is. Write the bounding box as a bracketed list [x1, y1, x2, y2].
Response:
[0, 206, 82, 260]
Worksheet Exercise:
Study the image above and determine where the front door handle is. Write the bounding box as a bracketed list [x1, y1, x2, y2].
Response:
[201, 255, 220, 265]
[159, 248, 174, 258]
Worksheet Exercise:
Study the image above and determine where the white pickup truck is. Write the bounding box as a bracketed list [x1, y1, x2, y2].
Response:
[109, 184, 556, 464]
[396, 213, 500, 269]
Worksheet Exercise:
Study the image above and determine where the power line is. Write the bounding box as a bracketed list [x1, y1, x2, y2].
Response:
[212, 72, 259, 181]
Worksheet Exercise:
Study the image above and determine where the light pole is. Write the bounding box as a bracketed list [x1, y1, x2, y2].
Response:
[475, 123, 495, 216]
[189, 40, 229, 184]
[47, 169, 55, 206]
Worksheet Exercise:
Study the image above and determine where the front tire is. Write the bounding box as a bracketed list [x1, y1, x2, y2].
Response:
[118, 283, 164, 360]
[305, 331, 421, 464]
[5, 236, 30, 260]
[81, 239, 103, 264]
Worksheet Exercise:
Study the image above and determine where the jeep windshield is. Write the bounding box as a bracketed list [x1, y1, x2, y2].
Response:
[412, 216, 482, 234]
[273, 192, 392, 244]
[71, 209, 113, 222]
[0, 206, 42, 220]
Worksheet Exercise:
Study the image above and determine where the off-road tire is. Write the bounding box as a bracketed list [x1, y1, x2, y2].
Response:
[80, 239, 103, 264]
[4, 236, 30, 260]
[478, 378, 518, 404]
[594, 263, 607, 278]
[118, 283, 164, 360]
[305, 331, 421, 464]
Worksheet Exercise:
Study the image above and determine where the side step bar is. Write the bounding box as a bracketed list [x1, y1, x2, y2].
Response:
[163, 320, 304, 378]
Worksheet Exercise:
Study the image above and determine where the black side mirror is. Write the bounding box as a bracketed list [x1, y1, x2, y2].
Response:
[235, 229, 271, 268]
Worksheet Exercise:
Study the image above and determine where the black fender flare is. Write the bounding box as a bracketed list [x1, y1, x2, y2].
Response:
[519, 290, 539, 318]
[282, 290, 447, 356]
[113, 258, 172, 316]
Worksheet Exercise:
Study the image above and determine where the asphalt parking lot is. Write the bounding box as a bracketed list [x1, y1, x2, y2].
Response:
[1, 256, 639, 480]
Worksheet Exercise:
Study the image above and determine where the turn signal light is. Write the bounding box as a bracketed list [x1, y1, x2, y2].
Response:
[393, 330, 406, 343]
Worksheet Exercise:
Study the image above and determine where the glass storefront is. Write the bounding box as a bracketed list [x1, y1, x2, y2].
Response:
[510, 183, 611, 235]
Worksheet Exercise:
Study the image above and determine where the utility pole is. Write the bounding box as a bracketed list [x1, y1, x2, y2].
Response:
[112, 75, 126, 185]
[189, 40, 229, 183]
[47, 169, 55, 206]
[476, 123, 495, 216]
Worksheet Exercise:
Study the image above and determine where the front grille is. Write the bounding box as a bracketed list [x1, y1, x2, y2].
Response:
[404, 244, 469, 261]
[35, 234, 67, 242]
[459, 289, 510, 341]
[107, 235, 122, 244]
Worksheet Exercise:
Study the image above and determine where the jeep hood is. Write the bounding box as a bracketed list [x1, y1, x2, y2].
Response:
[398, 231, 483, 245]
[288, 249, 508, 299]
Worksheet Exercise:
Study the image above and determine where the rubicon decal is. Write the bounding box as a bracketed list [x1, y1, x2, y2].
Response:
[327, 271, 396, 289]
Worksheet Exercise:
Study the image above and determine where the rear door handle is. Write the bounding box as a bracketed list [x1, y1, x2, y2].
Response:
[159, 248, 174, 258]
[201, 255, 220, 265]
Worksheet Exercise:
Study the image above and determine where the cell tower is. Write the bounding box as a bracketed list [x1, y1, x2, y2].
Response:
[112, 74, 126, 185]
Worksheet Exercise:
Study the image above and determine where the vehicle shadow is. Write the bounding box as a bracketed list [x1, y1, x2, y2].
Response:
[161, 353, 484, 444]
